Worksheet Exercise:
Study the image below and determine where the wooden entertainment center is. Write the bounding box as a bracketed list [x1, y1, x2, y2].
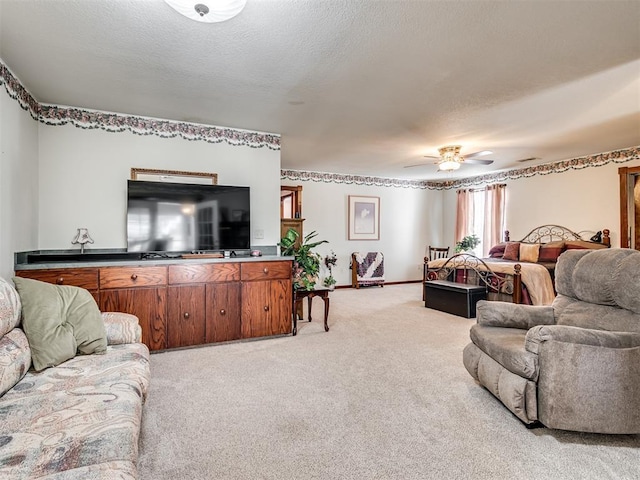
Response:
[15, 258, 293, 351]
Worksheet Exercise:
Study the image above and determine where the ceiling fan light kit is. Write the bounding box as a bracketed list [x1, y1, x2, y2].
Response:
[438, 145, 464, 171]
[433, 145, 496, 172]
[404, 146, 496, 173]
[164, 0, 247, 23]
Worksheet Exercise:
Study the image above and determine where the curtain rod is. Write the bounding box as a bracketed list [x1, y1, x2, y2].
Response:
[457, 183, 506, 193]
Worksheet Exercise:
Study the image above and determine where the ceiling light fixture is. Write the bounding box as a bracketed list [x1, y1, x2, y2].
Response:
[164, 0, 247, 23]
[437, 145, 463, 171]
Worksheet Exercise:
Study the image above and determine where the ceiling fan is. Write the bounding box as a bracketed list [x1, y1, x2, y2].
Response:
[405, 145, 495, 172]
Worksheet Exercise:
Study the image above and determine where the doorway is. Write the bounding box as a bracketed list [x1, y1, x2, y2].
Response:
[618, 166, 640, 249]
[280, 186, 304, 247]
[280, 186, 302, 219]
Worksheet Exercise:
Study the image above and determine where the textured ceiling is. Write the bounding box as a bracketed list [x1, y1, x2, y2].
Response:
[1, 0, 639, 180]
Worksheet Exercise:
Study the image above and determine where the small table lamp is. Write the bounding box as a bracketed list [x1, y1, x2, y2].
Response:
[71, 228, 94, 254]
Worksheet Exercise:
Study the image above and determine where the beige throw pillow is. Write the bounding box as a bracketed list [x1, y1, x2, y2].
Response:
[519, 243, 541, 263]
[13, 277, 107, 371]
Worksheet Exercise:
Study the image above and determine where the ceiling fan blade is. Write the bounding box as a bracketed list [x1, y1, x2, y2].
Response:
[464, 150, 493, 159]
[463, 158, 494, 165]
[404, 163, 430, 169]
[423, 155, 439, 159]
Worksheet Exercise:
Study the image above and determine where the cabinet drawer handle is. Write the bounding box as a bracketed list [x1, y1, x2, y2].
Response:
[263, 268, 269, 274]
[263, 305, 269, 312]
[183, 312, 190, 319]
[56, 277, 64, 285]
[131, 274, 138, 280]
[220, 309, 226, 316]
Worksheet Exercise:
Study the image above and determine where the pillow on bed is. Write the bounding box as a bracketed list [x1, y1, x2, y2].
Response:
[488, 243, 507, 258]
[519, 243, 541, 263]
[502, 242, 520, 261]
[538, 240, 565, 262]
[565, 240, 609, 250]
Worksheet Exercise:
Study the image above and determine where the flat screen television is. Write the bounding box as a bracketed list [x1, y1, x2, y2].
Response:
[127, 180, 250, 253]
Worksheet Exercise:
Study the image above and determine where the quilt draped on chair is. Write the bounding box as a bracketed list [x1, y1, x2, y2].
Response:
[351, 252, 385, 288]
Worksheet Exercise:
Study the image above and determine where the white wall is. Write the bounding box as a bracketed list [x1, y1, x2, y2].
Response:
[442, 188, 458, 252]
[37, 124, 280, 250]
[442, 158, 640, 249]
[0, 91, 39, 279]
[281, 179, 443, 285]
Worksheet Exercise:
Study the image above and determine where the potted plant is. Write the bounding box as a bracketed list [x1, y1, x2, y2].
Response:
[279, 228, 328, 290]
[455, 234, 480, 253]
[323, 251, 338, 289]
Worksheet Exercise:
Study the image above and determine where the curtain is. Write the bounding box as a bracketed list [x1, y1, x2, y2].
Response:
[455, 189, 473, 242]
[483, 184, 506, 256]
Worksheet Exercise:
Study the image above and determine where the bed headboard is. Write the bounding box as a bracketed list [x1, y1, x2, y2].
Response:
[504, 225, 610, 246]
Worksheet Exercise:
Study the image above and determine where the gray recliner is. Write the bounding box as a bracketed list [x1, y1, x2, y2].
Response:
[463, 248, 640, 434]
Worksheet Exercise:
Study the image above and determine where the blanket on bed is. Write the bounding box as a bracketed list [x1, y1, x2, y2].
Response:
[427, 258, 555, 306]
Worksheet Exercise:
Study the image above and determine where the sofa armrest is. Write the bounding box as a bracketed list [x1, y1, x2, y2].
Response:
[525, 325, 640, 354]
[102, 312, 142, 345]
[476, 300, 555, 329]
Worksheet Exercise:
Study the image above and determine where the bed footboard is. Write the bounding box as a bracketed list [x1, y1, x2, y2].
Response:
[424, 254, 524, 304]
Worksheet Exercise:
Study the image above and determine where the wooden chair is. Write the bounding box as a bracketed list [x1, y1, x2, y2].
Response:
[351, 252, 385, 288]
[428, 246, 450, 261]
[423, 246, 450, 300]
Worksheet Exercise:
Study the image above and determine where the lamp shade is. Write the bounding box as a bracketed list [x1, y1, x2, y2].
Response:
[438, 160, 461, 171]
[164, 0, 247, 23]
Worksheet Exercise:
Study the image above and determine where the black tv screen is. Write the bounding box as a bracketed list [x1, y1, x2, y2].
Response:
[127, 180, 250, 253]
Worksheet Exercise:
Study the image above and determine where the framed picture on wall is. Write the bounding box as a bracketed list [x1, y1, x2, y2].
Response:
[131, 168, 217, 185]
[348, 195, 380, 240]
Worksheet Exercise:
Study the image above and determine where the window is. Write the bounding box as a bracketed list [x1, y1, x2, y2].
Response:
[455, 184, 506, 257]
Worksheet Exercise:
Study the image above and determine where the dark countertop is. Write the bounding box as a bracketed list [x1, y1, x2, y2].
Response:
[14, 248, 291, 270]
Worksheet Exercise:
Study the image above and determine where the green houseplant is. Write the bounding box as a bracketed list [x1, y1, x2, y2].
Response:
[455, 234, 480, 253]
[280, 228, 328, 290]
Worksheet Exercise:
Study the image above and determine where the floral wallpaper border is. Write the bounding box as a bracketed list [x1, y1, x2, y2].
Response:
[2, 58, 638, 183]
[282, 146, 640, 190]
[280, 169, 444, 189]
[433, 146, 640, 190]
[0, 62, 39, 120]
[0, 59, 280, 150]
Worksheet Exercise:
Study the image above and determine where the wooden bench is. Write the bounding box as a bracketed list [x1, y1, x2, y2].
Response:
[424, 280, 487, 318]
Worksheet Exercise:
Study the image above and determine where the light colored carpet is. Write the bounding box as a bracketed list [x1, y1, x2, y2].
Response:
[138, 284, 640, 479]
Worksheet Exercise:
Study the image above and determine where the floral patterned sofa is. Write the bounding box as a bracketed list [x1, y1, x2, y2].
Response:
[0, 277, 150, 479]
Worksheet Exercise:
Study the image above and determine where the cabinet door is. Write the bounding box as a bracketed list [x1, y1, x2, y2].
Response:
[100, 287, 167, 351]
[269, 278, 292, 335]
[205, 282, 241, 343]
[241, 280, 271, 338]
[241, 279, 292, 338]
[167, 285, 206, 348]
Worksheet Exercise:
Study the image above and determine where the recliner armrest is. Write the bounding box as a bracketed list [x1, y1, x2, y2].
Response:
[525, 325, 640, 354]
[525, 324, 640, 433]
[102, 312, 142, 345]
[476, 300, 555, 330]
